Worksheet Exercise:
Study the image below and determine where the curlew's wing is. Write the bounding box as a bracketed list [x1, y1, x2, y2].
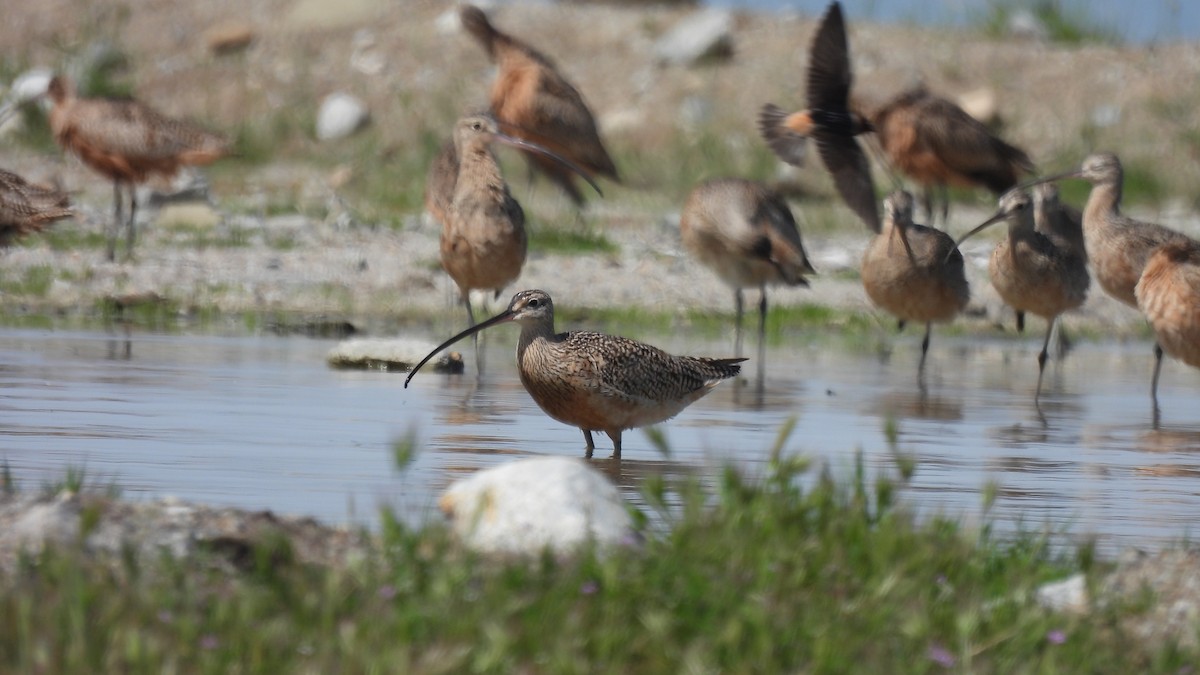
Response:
[498, 73, 619, 181]
[909, 96, 1035, 193]
[0, 168, 73, 244]
[813, 131, 879, 232]
[806, 2, 852, 111]
[565, 332, 740, 405]
[749, 187, 815, 282]
[69, 98, 228, 162]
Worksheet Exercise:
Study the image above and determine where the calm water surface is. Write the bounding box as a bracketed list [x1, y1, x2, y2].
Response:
[2, 326, 1199, 555]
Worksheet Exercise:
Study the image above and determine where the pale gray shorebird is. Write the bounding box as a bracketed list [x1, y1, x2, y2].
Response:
[427, 114, 601, 333]
[953, 189, 1088, 400]
[679, 177, 815, 361]
[861, 190, 969, 373]
[405, 289, 745, 457]
[0, 168, 73, 246]
[45, 75, 229, 262]
[1022, 152, 1200, 404]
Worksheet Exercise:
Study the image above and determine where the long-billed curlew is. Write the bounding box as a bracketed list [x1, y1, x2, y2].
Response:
[953, 190, 1088, 400]
[45, 75, 229, 262]
[1023, 153, 1200, 402]
[460, 4, 619, 208]
[431, 113, 601, 331]
[868, 86, 1035, 224]
[0, 168, 73, 246]
[758, 1, 879, 231]
[1136, 241, 1200, 387]
[1011, 182, 1086, 333]
[679, 177, 815, 360]
[861, 190, 969, 372]
[405, 289, 745, 457]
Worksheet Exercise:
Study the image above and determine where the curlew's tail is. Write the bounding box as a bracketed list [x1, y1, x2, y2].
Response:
[697, 357, 748, 381]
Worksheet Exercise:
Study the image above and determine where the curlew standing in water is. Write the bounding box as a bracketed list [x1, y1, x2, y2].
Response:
[1011, 182, 1086, 333]
[45, 75, 229, 262]
[432, 113, 601, 331]
[0, 168, 73, 246]
[679, 177, 815, 360]
[861, 190, 969, 372]
[1024, 153, 1199, 403]
[953, 190, 1088, 400]
[460, 4, 619, 208]
[1136, 241, 1200, 386]
[405, 289, 745, 457]
[868, 86, 1035, 224]
[758, 1, 879, 231]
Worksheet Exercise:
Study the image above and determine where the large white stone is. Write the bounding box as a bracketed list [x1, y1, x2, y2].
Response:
[439, 456, 635, 556]
[316, 93, 369, 141]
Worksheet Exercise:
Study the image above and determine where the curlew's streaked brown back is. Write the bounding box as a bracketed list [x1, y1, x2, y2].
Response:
[424, 137, 459, 229]
[955, 189, 1088, 398]
[0, 168, 73, 246]
[870, 87, 1034, 222]
[758, 1, 879, 232]
[404, 289, 744, 457]
[45, 75, 229, 261]
[861, 190, 969, 369]
[1136, 240, 1200, 372]
[680, 177, 815, 358]
[460, 4, 619, 207]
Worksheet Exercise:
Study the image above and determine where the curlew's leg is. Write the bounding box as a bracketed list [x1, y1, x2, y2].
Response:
[918, 322, 932, 373]
[125, 184, 138, 260]
[582, 429, 596, 459]
[107, 180, 122, 262]
[938, 183, 950, 225]
[610, 430, 622, 459]
[1151, 342, 1164, 405]
[897, 319, 906, 332]
[734, 289, 745, 359]
[1034, 317, 1056, 402]
[1016, 310, 1026, 333]
[922, 186, 935, 224]
[757, 288, 768, 381]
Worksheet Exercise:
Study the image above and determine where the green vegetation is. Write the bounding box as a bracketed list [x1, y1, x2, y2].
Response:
[975, 0, 1119, 45]
[528, 225, 618, 256]
[0, 265, 56, 297]
[0, 433, 1194, 672]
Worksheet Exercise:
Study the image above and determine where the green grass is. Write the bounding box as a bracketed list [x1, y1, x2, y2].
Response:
[1, 433, 1195, 672]
[0, 265, 56, 297]
[528, 226, 618, 255]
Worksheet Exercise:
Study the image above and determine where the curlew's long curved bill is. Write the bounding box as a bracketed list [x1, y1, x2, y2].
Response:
[403, 308, 517, 388]
[1015, 168, 1084, 192]
[490, 125, 604, 198]
[949, 209, 1009, 261]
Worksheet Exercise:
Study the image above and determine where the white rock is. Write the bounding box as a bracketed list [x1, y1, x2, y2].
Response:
[1036, 573, 1089, 614]
[11, 68, 54, 102]
[957, 87, 998, 126]
[1007, 9, 1049, 42]
[326, 337, 463, 373]
[654, 9, 735, 67]
[316, 93, 370, 141]
[439, 456, 635, 556]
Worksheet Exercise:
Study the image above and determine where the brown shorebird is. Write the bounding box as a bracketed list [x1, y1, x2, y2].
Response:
[0, 168, 73, 246]
[953, 190, 1088, 400]
[460, 5, 619, 208]
[1010, 182, 1086, 333]
[45, 75, 229, 262]
[869, 86, 1035, 224]
[431, 113, 601, 331]
[758, 1, 879, 231]
[1024, 153, 1200, 402]
[405, 289, 745, 457]
[1136, 241, 1200, 386]
[861, 190, 969, 372]
[758, 2, 1034, 227]
[679, 177, 815, 360]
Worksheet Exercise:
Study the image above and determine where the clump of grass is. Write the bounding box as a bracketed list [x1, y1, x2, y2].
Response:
[0, 265, 56, 297]
[528, 226, 618, 255]
[0, 431, 1190, 672]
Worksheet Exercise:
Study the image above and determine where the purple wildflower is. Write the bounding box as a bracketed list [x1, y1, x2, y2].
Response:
[377, 584, 397, 600]
[200, 634, 219, 651]
[1047, 629, 1066, 645]
[581, 580, 599, 595]
[927, 643, 956, 668]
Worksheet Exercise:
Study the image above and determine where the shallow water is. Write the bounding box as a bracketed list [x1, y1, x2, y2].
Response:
[2, 326, 1198, 555]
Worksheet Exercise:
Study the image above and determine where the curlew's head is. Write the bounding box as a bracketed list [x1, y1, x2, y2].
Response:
[452, 114, 602, 197]
[1078, 152, 1122, 184]
[952, 189, 1033, 254]
[404, 289, 557, 388]
[45, 75, 73, 105]
[883, 190, 914, 227]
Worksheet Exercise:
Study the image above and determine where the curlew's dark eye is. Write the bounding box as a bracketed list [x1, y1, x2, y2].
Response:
[528, 297, 540, 308]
